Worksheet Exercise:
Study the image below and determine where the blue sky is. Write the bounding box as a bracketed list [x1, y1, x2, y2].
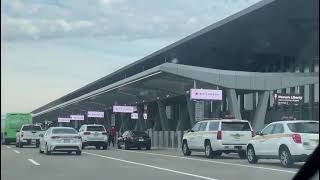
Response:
[1, 0, 260, 114]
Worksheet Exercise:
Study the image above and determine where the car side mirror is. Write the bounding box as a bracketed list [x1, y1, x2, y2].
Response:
[39, 134, 44, 138]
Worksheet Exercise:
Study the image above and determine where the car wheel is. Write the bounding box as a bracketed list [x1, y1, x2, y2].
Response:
[182, 141, 191, 156]
[96, 145, 101, 150]
[146, 145, 151, 150]
[238, 151, 247, 159]
[76, 151, 82, 155]
[82, 145, 85, 150]
[137, 147, 141, 150]
[36, 140, 40, 148]
[247, 146, 258, 164]
[39, 147, 44, 154]
[117, 143, 122, 149]
[204, 142, 213, 159]
[16, 142, 19, 147]
[45, 144, 51, 155]
[279, 147, 293, 168]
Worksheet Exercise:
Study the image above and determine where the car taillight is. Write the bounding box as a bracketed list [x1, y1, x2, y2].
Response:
[102, 132, 108, 135]
[217, 131, 222, 140]
[251, 131, 255, 137]
[21, 131, 24, 137]
[84, 132, 90, 135]
[292, 134, 302, 144]
[51, 136, 61, 139]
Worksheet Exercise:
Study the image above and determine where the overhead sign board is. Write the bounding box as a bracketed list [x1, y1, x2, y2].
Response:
[131, 113, 138, 119]
[274, 93, 303, 106]
[58, 118, 70, 123]
[190, 89, 222, 100]
[70, 115, 84, 121]
[113, 106, 135, 113]
[87, 111, 104, 118]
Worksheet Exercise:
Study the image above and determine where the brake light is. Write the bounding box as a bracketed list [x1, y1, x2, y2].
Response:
[217, 131, 222, 140]
[83, 132, 91, 135]
[292, 134, 302, 144]
[51, 136, 61, 139]
[251, 131, 255, 137]
[102, 132, 108, 135]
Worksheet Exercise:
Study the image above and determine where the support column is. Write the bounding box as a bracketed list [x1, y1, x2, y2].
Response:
[252, 91, 270, 131]
[186, 96, 195, 126]
[226, 89, 242, 119]
[157, 101, 169, 131]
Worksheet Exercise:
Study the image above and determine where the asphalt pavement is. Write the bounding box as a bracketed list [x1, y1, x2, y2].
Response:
[1, 144, 304, 180]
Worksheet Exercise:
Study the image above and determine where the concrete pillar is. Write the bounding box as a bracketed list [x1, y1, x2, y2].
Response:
[164, 131, 169, 148]
[177, 131, 182, 149]
[186, 96, 195, 126]
[159, 131, 164, 148]
[252, 91, 270, 131]
[157, 101, 169, 130]
[153, 131, 158, 148]
[226, 89, 242, 119]
[170, 131, 175, 148]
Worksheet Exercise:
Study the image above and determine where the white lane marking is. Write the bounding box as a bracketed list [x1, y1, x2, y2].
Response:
[13, 150, 20, 154]
[28, 159, 40, 166]
[84, 152, 218, 180]
[119, 150, 297, 174]
[6, 146, 11, 149]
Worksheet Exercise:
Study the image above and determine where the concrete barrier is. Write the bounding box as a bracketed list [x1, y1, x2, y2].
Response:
[164, 131, 169, 148]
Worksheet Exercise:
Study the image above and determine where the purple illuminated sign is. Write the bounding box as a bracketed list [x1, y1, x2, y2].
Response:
[113, 106, 136, 113]
[87, 111, 104, 118]
[58, 118, 70, 123]
[70, 115, 84, 121]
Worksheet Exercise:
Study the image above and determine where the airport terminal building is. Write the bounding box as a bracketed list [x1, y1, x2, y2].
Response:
[31, 0, 319, 133]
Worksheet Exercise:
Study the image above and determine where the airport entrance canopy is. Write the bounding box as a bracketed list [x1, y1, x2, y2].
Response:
[32, 63, 319, 118]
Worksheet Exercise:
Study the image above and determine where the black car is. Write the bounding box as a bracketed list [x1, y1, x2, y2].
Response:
[117, 131, 151, 150]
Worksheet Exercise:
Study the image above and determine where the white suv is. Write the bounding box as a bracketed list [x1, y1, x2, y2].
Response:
[182, 119, 254, 159]
[247, 120, 319, 167]
[79, 124, 108, 150]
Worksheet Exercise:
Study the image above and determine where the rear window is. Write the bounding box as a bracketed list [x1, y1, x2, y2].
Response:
[287, 122, 319, 134]
[221, 122, 251, 131]
[52, 128, 77, 134]
[22, 125, 42, 131]
[87, 126, 105, 131]
[132, 131, 148, 136]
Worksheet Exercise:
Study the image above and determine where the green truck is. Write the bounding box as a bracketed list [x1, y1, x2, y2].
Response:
[2, 113, 32, 144]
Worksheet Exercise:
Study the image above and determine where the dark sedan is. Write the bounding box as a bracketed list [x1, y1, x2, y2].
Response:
[117, 131, 151, 150]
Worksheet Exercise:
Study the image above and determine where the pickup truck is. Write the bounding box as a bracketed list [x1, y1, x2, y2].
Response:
[16, 124, 44, 148]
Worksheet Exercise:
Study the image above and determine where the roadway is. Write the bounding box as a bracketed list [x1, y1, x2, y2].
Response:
[1, 144, 303, 180]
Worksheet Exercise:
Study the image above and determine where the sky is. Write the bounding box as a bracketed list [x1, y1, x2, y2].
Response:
[1, 0, 261, 115]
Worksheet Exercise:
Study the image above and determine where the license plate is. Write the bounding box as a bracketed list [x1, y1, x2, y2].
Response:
[64, 139, 70, 143]
[94, 133, 99, 136]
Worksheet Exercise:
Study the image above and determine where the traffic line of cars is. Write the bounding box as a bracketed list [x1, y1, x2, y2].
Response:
[181, 119, 319, 168]
[15, 123, 152, 155]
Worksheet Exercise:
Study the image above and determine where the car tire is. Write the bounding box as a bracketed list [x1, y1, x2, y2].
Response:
[247, 146, 258, 164]
[117, 144, 122, 149]
[279, 147, 294, 168]
[45, 144, 51, 155]
[182, 141, 191, 156]
[146, 145, 151, 150]
[76, 151, 82, 155]
[82, 145, 85, 150]
[137, 147, 141, 150]
[16, 142, 19, 147]
[96, 145, 101, 150]
[204, 141, 213, 159]
[39, 147, 44, 154]
[238, 151, 247, 159]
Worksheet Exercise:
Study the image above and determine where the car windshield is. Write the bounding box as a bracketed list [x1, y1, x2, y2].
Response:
[22, 125, 42, 131]
[87, 126, 105, 131]
[221, 122, 251, 131]
[287, 122, 319, 134]
[52, 128, 77, 134]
